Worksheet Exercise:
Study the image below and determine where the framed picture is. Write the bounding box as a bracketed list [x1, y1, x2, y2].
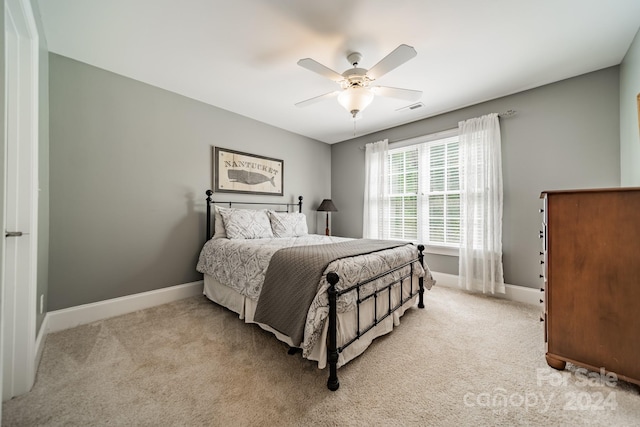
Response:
[213, 147, 284, 196]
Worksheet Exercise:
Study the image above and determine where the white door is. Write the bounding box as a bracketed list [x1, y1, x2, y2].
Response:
[2, 0, 39, 400]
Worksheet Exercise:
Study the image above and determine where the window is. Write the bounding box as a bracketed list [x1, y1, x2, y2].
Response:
[388, 148, 418, 240]
[386, 130, 460, 254]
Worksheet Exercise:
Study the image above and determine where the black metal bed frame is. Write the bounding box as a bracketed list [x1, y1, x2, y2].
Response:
[204, 190, 425, 391]
[205, 189, 303, 240]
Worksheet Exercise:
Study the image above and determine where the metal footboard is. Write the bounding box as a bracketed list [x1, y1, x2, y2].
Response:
[326, 244, 425, 391]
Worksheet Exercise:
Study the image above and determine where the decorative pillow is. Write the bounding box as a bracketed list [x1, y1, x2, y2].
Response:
[219, 208, 274, 239]
[213, 206, 227, 239]
[268, 211, 308, 237]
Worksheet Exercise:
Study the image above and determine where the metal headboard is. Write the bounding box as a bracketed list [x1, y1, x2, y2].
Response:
[205, 189, 303, 240]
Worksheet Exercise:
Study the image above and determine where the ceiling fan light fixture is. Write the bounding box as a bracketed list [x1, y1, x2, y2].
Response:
[338, 86, 374, 118]
[297, 44, 419, 120]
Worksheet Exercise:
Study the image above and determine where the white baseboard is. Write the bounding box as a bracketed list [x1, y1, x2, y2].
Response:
[34, 315, 49, 379]
[35, 313, 49, 366]
[40, 274, 536, 336]
[431, 272, 540, 306]
[45, 280, 204, 334]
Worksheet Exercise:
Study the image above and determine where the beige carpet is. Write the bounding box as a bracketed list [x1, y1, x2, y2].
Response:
[3, 286, 639, 426]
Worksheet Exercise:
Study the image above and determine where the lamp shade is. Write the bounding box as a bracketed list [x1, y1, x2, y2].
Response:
[317, 199, 338, 212]
[338, 86, 374, 118]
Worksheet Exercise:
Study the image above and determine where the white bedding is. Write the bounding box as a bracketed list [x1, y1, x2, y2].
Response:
[196, 234, 435, 367]
[197, 235, 352, 301]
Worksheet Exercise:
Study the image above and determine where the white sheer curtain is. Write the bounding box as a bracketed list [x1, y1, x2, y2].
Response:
[458, 113, 505, 294]
[363, 139, 389, 239]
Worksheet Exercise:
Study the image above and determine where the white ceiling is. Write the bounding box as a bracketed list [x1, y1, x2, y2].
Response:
[37, 0, 640, 144]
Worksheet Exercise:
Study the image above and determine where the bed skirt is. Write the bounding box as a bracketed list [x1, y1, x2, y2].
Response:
[203, 274, 418, 369]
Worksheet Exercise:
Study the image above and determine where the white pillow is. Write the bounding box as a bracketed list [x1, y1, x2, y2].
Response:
[213, 206, 227, 239]
[219, 208, 274, 239]
[268, 211, 308, 237]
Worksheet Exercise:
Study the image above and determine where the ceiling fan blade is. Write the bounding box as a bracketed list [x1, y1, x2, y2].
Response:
[372, 86, 422, 101]
[295, 90, 341, 108]
[297, 58, 345, 83]
[367, 44, 417, 81]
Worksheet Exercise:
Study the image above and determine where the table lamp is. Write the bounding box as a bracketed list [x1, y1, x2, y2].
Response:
[317, 199, 338, 236]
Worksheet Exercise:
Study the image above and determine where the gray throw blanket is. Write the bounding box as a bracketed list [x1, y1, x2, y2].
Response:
[253, 239, 407, 347]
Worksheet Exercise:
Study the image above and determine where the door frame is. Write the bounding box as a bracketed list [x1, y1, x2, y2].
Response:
[2, 0, 40, 400]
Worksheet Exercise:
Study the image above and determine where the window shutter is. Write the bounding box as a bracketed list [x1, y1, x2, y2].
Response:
[388, 133, 461, 248]
[387, 147, 418, 240]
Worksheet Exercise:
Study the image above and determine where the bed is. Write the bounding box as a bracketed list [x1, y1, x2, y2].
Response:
[196, 190, 435, 390]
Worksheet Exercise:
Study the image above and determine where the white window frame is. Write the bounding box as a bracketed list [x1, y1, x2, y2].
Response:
[388, 129, 460, 256]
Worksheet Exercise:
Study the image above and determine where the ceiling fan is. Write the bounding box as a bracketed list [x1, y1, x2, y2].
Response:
[295, 44, 422, 119]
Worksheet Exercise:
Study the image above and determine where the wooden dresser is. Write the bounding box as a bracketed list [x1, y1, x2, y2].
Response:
[540, 187, 640, 386]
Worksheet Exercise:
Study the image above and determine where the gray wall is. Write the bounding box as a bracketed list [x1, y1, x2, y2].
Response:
[331, 67, 621, 289]
[620, 27, 640, 186]
[49, 54, 330, 310]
